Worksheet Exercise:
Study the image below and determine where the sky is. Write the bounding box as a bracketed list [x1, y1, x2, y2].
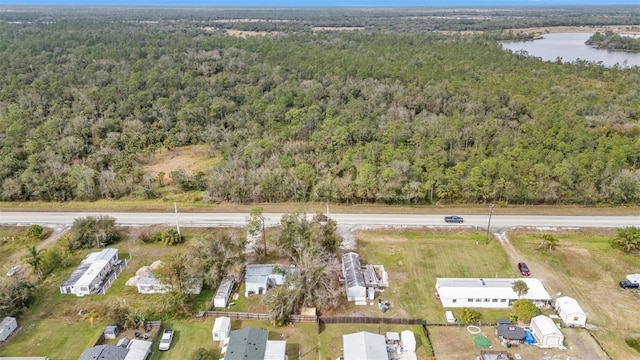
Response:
[3, 0, 639, 6]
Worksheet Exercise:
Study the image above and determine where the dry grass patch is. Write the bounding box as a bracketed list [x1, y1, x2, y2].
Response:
[356, 228, 513, 323]
[510, 228, 640, 359]
[143, 145, 215, 180]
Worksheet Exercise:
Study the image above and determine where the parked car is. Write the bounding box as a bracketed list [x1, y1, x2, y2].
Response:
[620, 280, 640, 289]
[518, 262, 530, 276]
[444, 216, 464, 223]
[159, 329, 174, 351]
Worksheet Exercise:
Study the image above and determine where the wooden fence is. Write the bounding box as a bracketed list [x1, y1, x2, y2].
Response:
[318, 316, 424, 325]
[204, 311, 316, 323]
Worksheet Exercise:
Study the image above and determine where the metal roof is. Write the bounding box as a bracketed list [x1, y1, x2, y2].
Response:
[435, 278, 552, 301]
[342, 252, 366, 289]
[555, 296, 586, 316]
[531, 315, 563, 336]
[215, 277, 235, 300]
[342, 331, 387, 360]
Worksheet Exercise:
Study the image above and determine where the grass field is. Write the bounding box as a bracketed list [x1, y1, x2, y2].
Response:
[318, 323, 431, 359]
[356, 228, 515, 323]
[4, 223, 640, 359]
[510, 228, 640, 359]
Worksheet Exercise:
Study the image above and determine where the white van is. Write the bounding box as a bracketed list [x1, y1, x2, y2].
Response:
[445, 311, 457, 324]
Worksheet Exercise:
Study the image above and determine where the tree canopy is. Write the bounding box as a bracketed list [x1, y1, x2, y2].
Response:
[1, 7, 640, 205]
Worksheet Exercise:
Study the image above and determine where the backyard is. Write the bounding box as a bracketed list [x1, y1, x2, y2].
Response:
[2, 224, 640, 359]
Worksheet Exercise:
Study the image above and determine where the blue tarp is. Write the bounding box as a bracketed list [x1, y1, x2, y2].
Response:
[523, 329, 537, 345]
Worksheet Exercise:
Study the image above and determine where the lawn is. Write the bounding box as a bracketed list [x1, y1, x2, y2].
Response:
[510, 228, 640, 360]
[0, 318, 106, 358]
[356, 228, 515, 323]
[318, 323, 431, 360]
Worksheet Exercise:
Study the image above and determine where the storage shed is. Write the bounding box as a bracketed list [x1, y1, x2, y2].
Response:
[555, 296, 587, 327]
[213, 317, 231, 342]
[342, 252, 367, 302]
[401, 330, 416, 352]
[530, 315, 564, 348]
[104, 325, 119, 339]
[214, 277, 235, 308]
[0, 316, 17, 342]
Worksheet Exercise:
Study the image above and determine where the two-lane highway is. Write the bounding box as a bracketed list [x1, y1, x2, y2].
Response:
[1, 211, 639, 230]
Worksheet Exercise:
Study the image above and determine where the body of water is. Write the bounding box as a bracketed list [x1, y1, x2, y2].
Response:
[502, 33, 640, 68]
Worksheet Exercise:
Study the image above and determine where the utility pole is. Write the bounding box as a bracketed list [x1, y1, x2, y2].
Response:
[486, 203, 494, 245]
[174, 202, 181, 237]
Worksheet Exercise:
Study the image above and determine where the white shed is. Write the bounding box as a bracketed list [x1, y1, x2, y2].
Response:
[342, 252, 367, 302]
[530, 315, 564, 348]
[0, 316, 17, 341]
[401, 330, 416, 352]
[555, 296, 587, 327]
[212, 317, 231, 342]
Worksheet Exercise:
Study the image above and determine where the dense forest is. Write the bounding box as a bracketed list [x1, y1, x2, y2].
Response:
[586, 31, 640, 52]
[1, 6, 640, 205]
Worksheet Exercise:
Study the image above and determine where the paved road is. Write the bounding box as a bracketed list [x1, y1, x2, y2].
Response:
[1, 212, 639, 231]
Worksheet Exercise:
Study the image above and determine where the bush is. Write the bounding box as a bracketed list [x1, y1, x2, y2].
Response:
[27, 225, 44, 240]
[626, 337, 640, 353]
[460, 307, 482, 324]
[510, 299, 541, 324]
[161, 229, 183, 246]
[68, 216, 123, 250]
[190, 348, 217, 360]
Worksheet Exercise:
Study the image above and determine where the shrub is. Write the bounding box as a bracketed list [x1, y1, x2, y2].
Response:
[27, 225, 44, 240]
[190, 348, 216, 360]
[626, 337, 640, 353]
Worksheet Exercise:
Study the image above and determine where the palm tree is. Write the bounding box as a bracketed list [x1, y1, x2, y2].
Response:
[539, 234, 559, 251]
[613, 227, 640, 253]
[24, 245, 45, 278]
[512, 280, 529, 298]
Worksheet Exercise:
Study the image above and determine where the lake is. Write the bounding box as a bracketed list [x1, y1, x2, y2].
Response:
[502, 32, 640, 68]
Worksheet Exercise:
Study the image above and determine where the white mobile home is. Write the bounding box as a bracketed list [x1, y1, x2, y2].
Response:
[59, 248, 119, 296]
[0, 317, 17, 342]
[530, 315, 564, 348]
[555, 296, 587, 327]
[214, 277, 235, 308]
[342, 252, 367, 302]
[435, 278, 552, 309]
[212, 317, 231, 342]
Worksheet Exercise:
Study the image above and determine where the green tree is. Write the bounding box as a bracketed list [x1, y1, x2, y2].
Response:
[460, 308, 482, 324]
[510, 299, 541, 324]
[161, 229, 183, 246]
[512, 280, 529, 298]
[0, 279, 34, 317]
[24, 245, 45, 279]
[26, 225, 44, 240]
[612, 227, 640, 253]
[538, 234, 559, 251]
[68, 216, 122, 250]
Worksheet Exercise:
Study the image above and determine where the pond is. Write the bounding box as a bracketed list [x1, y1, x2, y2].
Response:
[502, 32, 640, 68]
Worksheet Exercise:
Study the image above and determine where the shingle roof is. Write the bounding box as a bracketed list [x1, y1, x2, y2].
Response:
[225, 327, 268, 360]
